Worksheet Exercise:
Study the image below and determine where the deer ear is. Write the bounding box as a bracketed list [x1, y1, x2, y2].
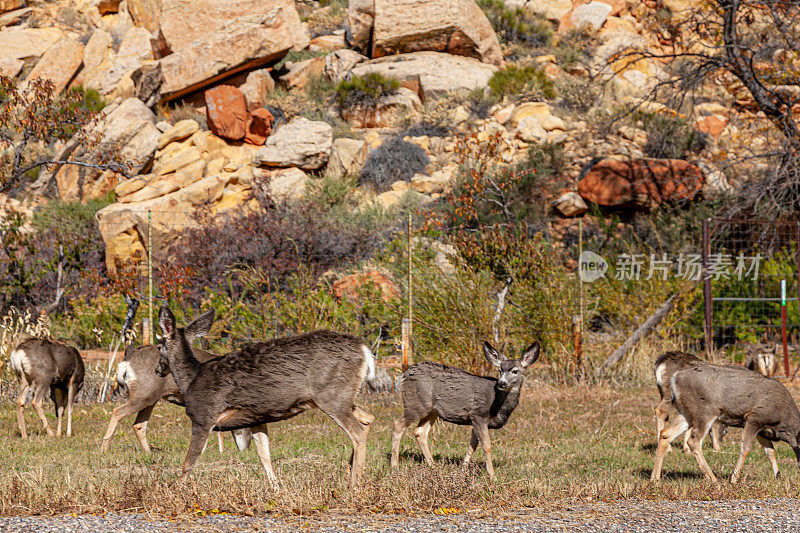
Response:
[483, 341, 504, 368]
[520, 341, 541, 368]
[185, 309, 215, 343]
[158, 305, 176, 339]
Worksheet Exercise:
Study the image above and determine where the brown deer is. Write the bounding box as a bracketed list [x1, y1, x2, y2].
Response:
[744, 344, 781, 378]
[390, 341, 540, 478]
[101, 344, 250, 453]
[10, 337, 85, 438]
[156, 305, 376, 487]
[651, 359, 800, 483]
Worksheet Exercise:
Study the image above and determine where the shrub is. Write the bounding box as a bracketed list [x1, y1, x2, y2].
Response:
[477, 0, 553, 47]
[555, 76, 600, 112]
[335, 73, 400, 109]
[360, 137, 429, 190]
[156, 102, 208, 130]
[554, 27, 601, 68]
[488, 65, 556, 100]
[639, 112, 708, 159]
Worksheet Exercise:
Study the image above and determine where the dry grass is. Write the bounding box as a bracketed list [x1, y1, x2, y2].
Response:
[0, 381, 799, 518]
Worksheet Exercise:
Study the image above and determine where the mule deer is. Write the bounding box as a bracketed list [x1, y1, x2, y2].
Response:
[101, 344, 251, 453]
[10, 337, 85, 438]
[156, 306, 376, 487]
[654, 351, 726, 453]
[745, 344, 781, 378]
[651, 360, 800, 483]
[390, 341, 540, 478]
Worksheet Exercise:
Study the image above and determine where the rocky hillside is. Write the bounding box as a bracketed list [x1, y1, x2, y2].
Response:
[0, 0, 778, 271]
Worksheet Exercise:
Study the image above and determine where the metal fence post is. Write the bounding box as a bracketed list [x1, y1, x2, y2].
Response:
[781, 279, 790, 377]
[148, 209, 153, 344]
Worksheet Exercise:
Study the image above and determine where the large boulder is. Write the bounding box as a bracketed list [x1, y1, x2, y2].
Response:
[238, 69, 275, 111]
[0, 57, 23, 78]
[327, 138, 368, 178]
[527, 0, 572, 22]
[72, 29, 115, 91]
[0, 27, 62, 61]
[25, 38, 84, 94]
[333, 270, 399, 303]
[254, 117, 333, 170]
[349, 51, 497, 99]
[323, 49, 368, 83]
[56, 98, 160, 202]
[577, 158, 705, 210]
[244, 108, 274, 146]
[158, 0, 308, 54]
[127, 0, 161, 32]
[256, 167, 310, 201]
[98, 27, 154, 98]
[346, 0, 374, 54]
[368, 0, 503, 68]
[158, 11, 294, 100]
[205, 85, 249, 141]
[340, 87, 421, 128]
[0, 1, 26, 15]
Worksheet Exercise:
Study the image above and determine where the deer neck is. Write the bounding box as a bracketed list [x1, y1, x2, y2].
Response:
[168, 335, 202, 394]
[488, 382, 522, 429]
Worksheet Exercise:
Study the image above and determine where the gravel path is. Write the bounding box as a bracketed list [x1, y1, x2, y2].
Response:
[1, 499, 798, 532]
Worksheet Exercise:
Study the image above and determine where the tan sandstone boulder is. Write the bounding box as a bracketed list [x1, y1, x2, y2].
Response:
[254, 117, 333, 170]
[25, 38, 84, 94]
[72, 28, 114, 91]
[0, 27, 62, 61]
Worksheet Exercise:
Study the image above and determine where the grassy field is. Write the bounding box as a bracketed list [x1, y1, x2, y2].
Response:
[0, 383, 799, 517]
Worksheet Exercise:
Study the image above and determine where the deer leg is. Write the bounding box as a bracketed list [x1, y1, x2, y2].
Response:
[682, 430, 692, 454]
[391, 416, 412, 469]
[473, 422, 495, 479]
[757, 436, 780, 479]
[179, 423, 213, 481]
[101, 401, 147, 452]
[462, 428, 479, 467]
[32, 384, 54, 437]
[413, 414, 437, 467]
[654, 400, 670, 451]
[217, 432, 224, 453]
[251, 424, 278, 489]
[651, 412, 689, 481]
[321, 404, 373, 487]
[730, 421, 758, 484]
[66, 377, 76, 437]
[16, 381, 30, 439]
[52, 388, 66, 437]
[132, 403, 156, 453]
[686, 418, 718, 483]
[710, 421, 726, 452]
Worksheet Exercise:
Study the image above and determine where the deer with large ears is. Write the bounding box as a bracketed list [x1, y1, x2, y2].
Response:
[391, 341, 540, 478]
[156, 305, 376, 487]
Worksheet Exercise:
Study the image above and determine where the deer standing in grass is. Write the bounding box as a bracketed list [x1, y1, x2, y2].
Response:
[391, 341, 540, 478]
[156, 305, 376, 487]
[10, 337, 84, 438]
[745, 344, 781, 378]
[651, 359, 800, 483]
[101, 344, 250, 453]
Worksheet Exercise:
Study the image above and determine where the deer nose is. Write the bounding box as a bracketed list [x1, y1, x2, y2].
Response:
[498, 379, 509, 390]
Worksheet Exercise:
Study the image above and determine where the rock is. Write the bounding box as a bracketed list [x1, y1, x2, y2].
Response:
[0, 0, 26, 15]
[346, 0, 375, 54]
[349, 51, 497, 99]
[695, 102, 730, 117]
[159, 12, 294, 101]
[158, 119, 200, 149]
[127, 0, 161, 32]
[410, 166, 455, 194]
[244, 108, 274, 146]
[205, 85, 249, 141]
[552, 191, 587, 217]
[156, 121, 172, 132]
[696, 114, 727, 137]
[279, 56, 325, 89]
[595, 31, 665, 97]
[239, 69, 275, 111]
[309, 34, 346, 52]
[0, 6, 30, 28]
[323, 49, 368, 83]
[333, 270, 399, 303]
[94, 0, 121, 14]
[158, 0, 308, 54]
[0, 27, 62, 61]
[254, 117, 333, 170]
[327, 138, 368, 178]
[341, 87, 422, 128]
[0, 57, 23, 78]
[120, 159, 207, 203]
[577, 158, 705, 210]
[370, 0, 503, 68]
[508, 102, 565, 130]
[154, 145, 204, 176]
[617, 125, 648, 146]
[73, 28, 114, 91]
[411, 236, 457, 273]
[256, 167, 310, 200]
[515, 116, 547, 142]
[97, 170, 257, 272]
[527, 0, 572, 22]
[56, 98, 160, 202]
[697, 160, 732, 196]
[98, 27, 154, 98]
[567, 1, 613, 31]
[25, 38, 84, 95]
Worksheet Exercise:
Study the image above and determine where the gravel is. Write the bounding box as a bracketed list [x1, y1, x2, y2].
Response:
[1, 499, 798, 532]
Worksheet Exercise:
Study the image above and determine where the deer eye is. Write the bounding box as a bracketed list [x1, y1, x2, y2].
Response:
[511, 368, 519, 374]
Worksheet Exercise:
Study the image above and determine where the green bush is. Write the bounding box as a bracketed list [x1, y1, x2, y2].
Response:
[335, 73, 400, 109]
[488, 65, 556, 99]
[554, 27, 600, 68]
[477, 0, 553, 47]
[360, 137, 429, 191]
[555, 76, 600, 112]
[637, 112, 708, 159]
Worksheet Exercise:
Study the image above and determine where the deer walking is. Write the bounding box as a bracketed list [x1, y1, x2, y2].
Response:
[390, 341, 540, 478]
[10, 337, 85, 438]
[651, 359, 800, 483]
[101, 344, 250, 453]
[745, 344, 781, 378]
[156, 306, 376, 487]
